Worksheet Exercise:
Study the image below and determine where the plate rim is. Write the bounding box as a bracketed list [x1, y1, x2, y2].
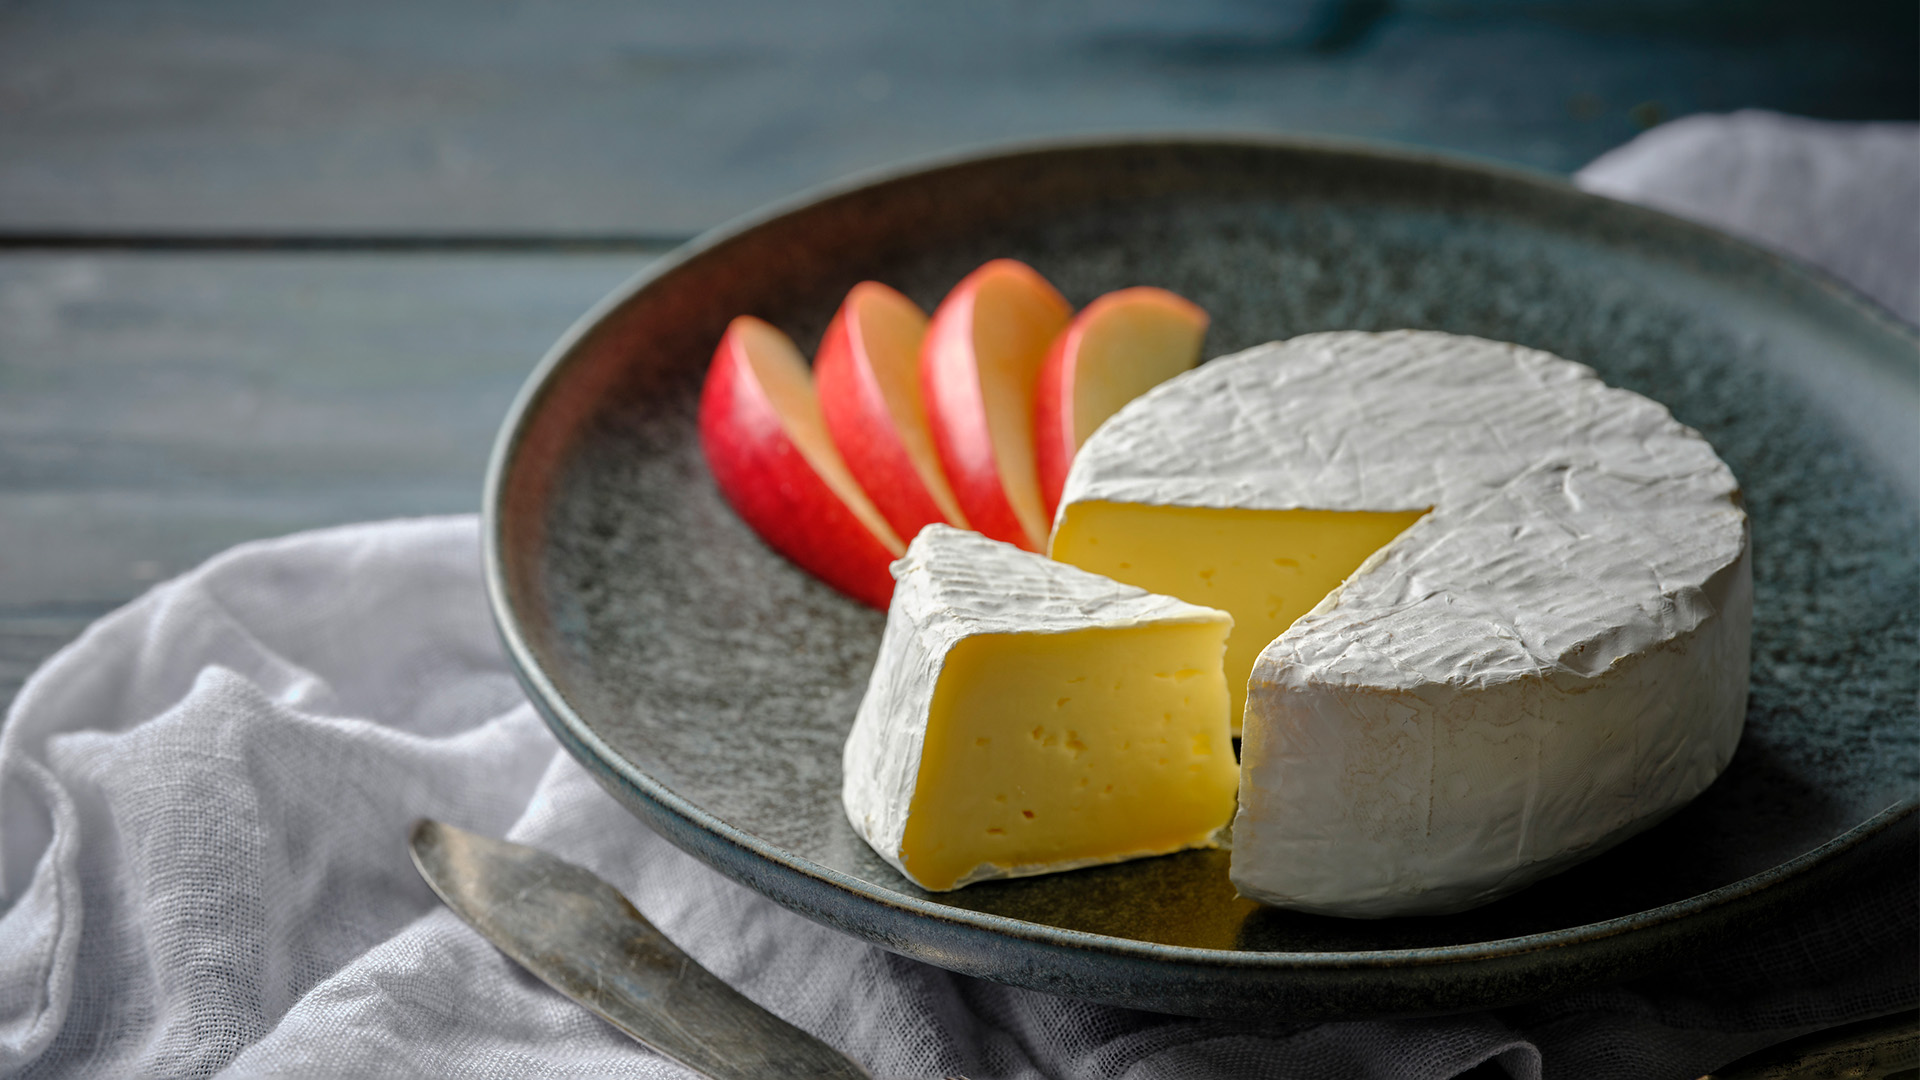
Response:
[482, 133, 1920, 981]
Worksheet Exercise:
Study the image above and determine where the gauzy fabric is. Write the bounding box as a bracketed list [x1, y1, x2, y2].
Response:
[1, 113, 1915, 1079]
[1577, 109, 1918, 325]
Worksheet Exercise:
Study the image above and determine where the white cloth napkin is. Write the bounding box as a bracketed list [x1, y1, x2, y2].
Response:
[1576, 109, 1919, 325]
[2, 113, 1915, 1079]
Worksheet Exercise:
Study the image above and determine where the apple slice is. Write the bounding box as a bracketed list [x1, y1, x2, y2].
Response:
[920, 260, 1072, 552]
[1035, 287, 1209, 521]
[699, 315, 905, 609]
[815, 282, 968, 544]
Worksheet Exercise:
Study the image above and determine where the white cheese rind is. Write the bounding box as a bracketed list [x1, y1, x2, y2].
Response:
[1058, 330, 1752, 916]
[841, 525, 1232, 889]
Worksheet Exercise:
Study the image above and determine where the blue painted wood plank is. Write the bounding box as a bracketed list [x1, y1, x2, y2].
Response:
[0, 252, 644, 707]
[0, 0, 1910, 233]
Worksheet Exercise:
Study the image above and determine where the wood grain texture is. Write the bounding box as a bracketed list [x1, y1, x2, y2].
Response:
[0, 253, 645, 709]
[1, 0, 1912, 234]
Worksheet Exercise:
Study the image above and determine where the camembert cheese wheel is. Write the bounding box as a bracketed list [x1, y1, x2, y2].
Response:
[842, 525, 1239, 891]
[1053, 330, 1751, 917]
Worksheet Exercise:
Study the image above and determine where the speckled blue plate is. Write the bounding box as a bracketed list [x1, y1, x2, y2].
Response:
[484, 137, 1918, 1020]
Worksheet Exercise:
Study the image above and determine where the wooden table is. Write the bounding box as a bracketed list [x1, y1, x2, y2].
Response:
[3, 3, 1914, 1073]
[3, 1, 1914, 709]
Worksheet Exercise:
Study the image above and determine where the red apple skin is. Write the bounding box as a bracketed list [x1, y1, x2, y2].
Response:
[920, 260, 1071, 552]
[699, 318, 901, 610]
[815, 282, 959, 543]
[1035, 287, 1209, 523]
[1033, 321, 1078, 526]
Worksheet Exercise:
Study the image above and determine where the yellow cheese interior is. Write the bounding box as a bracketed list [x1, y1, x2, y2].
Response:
[898, 622, 1238, 891]
[1050, 502, 1426, 731]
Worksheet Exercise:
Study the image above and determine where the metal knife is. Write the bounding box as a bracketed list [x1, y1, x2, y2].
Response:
[408, 819, 872, 1080]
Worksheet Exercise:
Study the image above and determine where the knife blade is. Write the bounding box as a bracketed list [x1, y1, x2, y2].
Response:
[408, 819, 871, 1080]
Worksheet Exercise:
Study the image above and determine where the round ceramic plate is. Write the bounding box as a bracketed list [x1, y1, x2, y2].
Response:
[484, 137, 1918, 1020]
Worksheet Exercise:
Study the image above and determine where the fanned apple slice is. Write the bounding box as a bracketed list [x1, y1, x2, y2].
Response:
[816, 282, 968, 544]
[699, 315, 905, 609]
[920, 259, 1071, 552]
[1035, 287, 1208, 522]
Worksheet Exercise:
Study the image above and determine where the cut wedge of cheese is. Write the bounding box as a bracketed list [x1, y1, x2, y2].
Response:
[842, 525, 1239, 891]
[1054, 330, 1752, 917]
